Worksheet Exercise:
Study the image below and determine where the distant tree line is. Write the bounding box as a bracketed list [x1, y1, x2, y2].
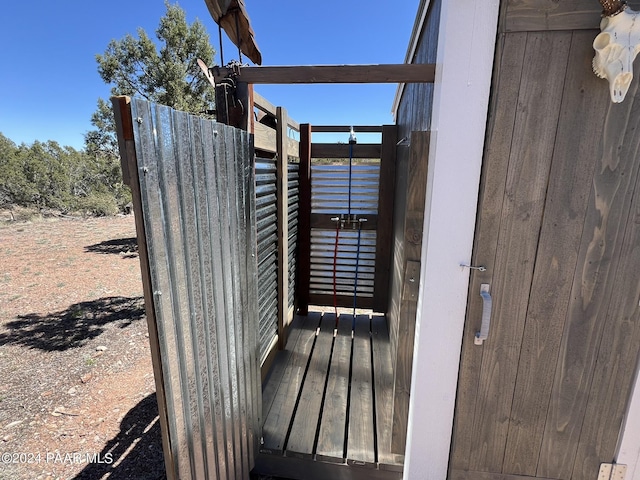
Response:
[0, 132, 130, 216]
[0, 2, 215, 218]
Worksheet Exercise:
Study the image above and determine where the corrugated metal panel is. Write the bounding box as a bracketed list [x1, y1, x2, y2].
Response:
[311, 164, 380, 215]
[130, 98, 260, 480]
[287, 162, 300, 311]
[255, 159, 278, 363]
[309, 163, 380, 301]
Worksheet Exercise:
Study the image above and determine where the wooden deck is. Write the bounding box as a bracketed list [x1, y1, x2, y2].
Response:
[256, 311, 403, 480]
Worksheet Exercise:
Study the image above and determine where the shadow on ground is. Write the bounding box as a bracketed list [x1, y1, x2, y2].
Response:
[74, 393, 166, 480]
[0, 296, 145, 351]
[85, 237, 138, 257]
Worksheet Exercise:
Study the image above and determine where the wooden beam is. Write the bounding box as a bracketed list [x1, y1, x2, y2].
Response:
[392, 131, 430, 454]
[311, 143, 381, 159]
[276, 106, 289, 350]
[296, 124, 312, 315]
[312, 125, 383, 133]
[254, 91, 277, 116]
[212, 64, 435, 84]
[373, 125, 398, 313]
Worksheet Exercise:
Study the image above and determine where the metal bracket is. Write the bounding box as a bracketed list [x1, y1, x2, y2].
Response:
[599, 463, 627, 480]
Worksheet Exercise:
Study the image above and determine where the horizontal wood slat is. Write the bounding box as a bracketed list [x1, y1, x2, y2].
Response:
[311, 144, 381, 159]
[312, 125, 384, 133]
[213, 64, 436, 84]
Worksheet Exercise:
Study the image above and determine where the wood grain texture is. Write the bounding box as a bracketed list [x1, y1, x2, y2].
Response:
[537, 82, 640, 478]
[571, 99, 640, 479]
[451, 470, 556, 480]
[450, 32, 527, 471]
[295, 124, 311, 315]
[391, 131, 429, 454]
[286, 314, 335, 457]
[261, 316, 304, 422]
[501, 31, 609, 475]
[255, 453, 402, 480]
[537, 65, 640, 479]
[310, 143, 381, 160]
[316, 318, 353, 462]
[276, 107, 289, 349]
[312, 125, 383, 133]
[254, 122, 276, 154]
[504, 0, 640, 32]
[347, 316, 375, 466]
[373, 126, 398, 313]
[262, 312, 320, 453]
[212, 64, 436, 84]
[467, 31, 572, 473]
[371, 314, 396, 467]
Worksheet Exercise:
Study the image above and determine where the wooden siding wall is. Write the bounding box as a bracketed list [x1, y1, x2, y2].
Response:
[451, 1, 640, 479]
[388, 0, 441, 455]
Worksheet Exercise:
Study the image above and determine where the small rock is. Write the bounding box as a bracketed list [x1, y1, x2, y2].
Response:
[80, 373, 93, 384]
[3, 434, 12, 442]
[67, 387, 77, 395]
[41, 390, 53, 397]
[95, 345, 107, 352]
[4, 420, 22, 429]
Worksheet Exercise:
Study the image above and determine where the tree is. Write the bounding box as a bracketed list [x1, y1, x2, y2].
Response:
[83, 2, 215, 213]
[95, 2, 215, 113]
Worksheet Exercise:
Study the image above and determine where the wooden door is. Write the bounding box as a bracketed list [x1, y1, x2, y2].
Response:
[450, 30, 640, 480]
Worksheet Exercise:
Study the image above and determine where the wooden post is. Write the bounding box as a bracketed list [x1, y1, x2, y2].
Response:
[296, 124, 312, 315]
[276, 106, 289, 349]
[373, 125, 398, 313]
[391, 131, 430, 454]
[111, 96, 176, 479]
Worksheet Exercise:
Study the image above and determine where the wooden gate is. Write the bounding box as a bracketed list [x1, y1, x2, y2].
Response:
[113, 97, 262, 480]
[296, 125, 397, 314]
[450, 23, 640, 480]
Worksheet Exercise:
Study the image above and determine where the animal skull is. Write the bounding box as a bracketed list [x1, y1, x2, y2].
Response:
[593, 7, 640, 103]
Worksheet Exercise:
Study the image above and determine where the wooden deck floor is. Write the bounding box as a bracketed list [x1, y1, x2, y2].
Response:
[257, 311, 403, 480]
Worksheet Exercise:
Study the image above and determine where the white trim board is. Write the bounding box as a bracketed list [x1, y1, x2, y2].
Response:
[402, 1, 500, 479]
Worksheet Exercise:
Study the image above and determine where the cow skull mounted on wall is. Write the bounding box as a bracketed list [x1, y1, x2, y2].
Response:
[593, 1, 640, 102]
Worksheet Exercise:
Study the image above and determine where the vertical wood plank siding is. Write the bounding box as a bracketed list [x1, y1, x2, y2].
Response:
[128, 99, 260, 480]
[389, 0, 441, 455]
[450, 1, 640, 479]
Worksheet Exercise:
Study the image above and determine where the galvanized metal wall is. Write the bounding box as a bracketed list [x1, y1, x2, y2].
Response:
[287, 162, 300, 312]
[309, 163, 380, 301]
[130, 98, 260, 480]
[255, 158, 278, 363]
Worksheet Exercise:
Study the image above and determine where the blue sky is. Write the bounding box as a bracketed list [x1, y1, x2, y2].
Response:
[0, 1, 418, 149]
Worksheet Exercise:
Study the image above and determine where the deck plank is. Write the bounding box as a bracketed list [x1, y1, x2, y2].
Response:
[316, 316, 353, 462]
[371, 314, 398, 467]
[262, 315, 305, 422]
[286, 313, 335, 457]
[347, 315, 376, 466]
[262, 312, 320, 454]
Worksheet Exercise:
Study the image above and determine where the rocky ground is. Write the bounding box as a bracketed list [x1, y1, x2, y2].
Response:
[0, 215, 164, 480]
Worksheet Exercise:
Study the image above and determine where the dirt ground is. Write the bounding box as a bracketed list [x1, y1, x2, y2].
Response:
[0, 214, 164, 480]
